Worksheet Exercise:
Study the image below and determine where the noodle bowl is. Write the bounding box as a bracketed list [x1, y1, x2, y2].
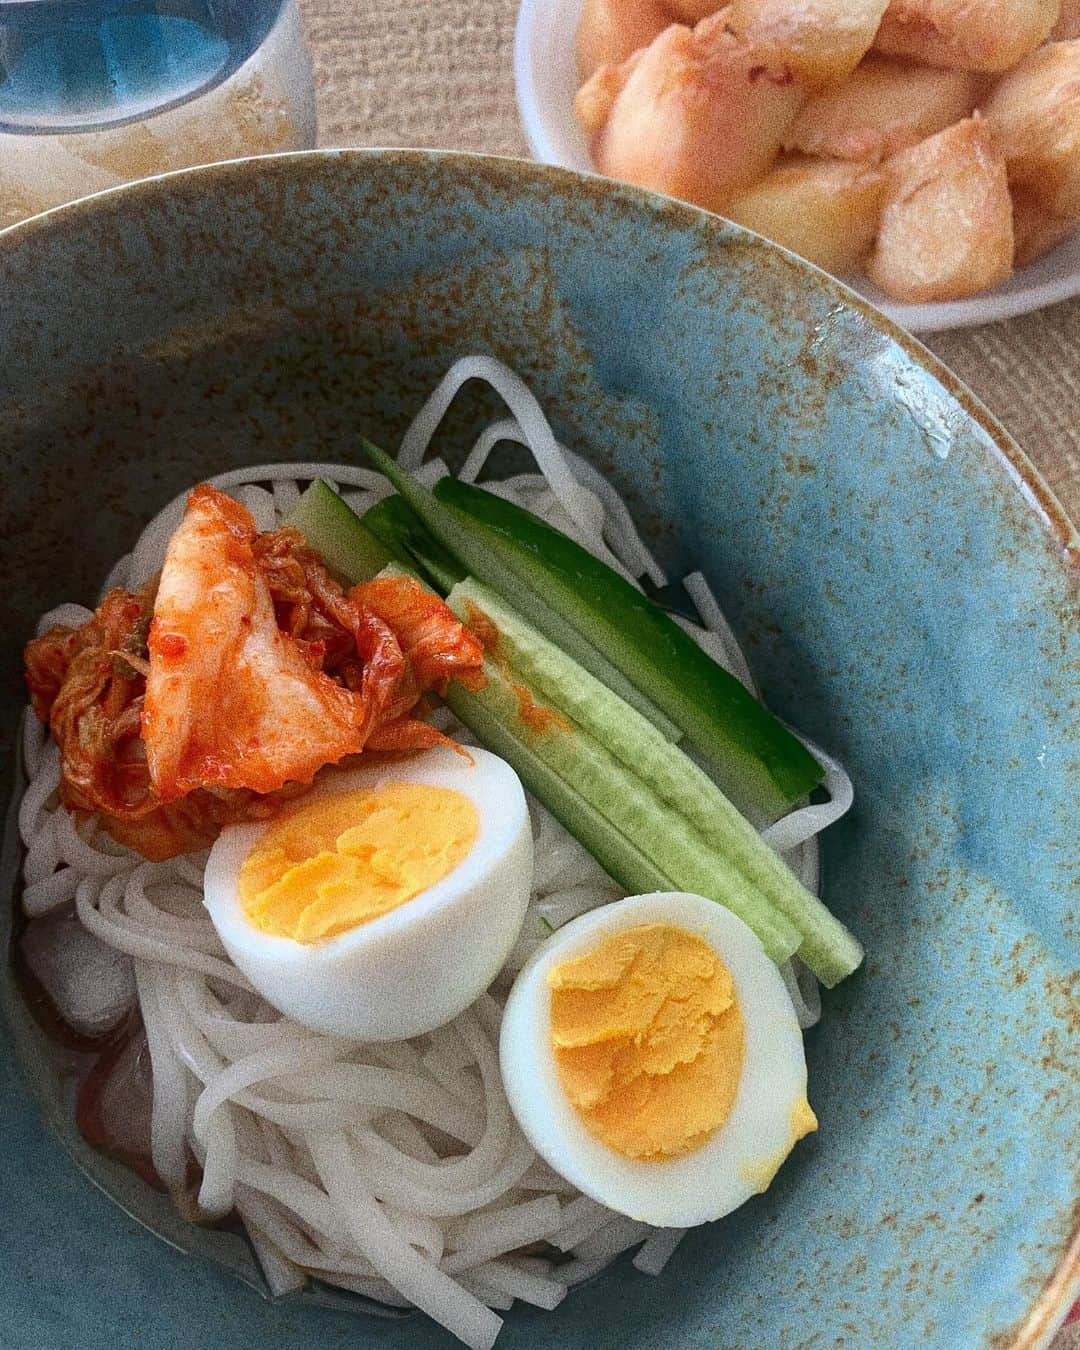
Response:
[15, 358, 852, 1350]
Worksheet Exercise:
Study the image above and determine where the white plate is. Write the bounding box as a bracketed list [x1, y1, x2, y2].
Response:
[513, 0, 1080, 333]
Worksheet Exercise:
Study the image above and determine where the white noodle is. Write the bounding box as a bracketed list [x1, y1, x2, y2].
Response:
[192, 1041, 350, 1147]
[414, 457, 451, 488]
[270, 1063, 482, 1144]
[35, 602, 95, 635]
[77, 876, 251, 986]
[551, 1196, 614, 1252]
[458, 417, 635, 581]
[572, 1216, 653, 1264]
[236, 485, 277, 534]
[22, 813, 60, 887]
[760, 737, 854, 855]
[22, 706, 45, 779]
[126, 463, 396, 587]
[456, 1279, 514, 1312]
[561, 448, 668, 589]
[240, 1205, 308, 1298]
[386, 1205, 445, 1264]
[173, 853, 210, 888]
[323, 1274, 414, 1308]
[426, 1023, 475, 1077]
[237, 1160, 351, 1247]
[780, 958, 823, 1031]
[444, 1196, 562, 1272]
[22, 866, 82, 918]
[377, 1112, 440, 1164]
[348, 1127, 535, 1219]
[632, 1227, 687, 1276]
[553, 1253, 616, 1287]
[271, 480, 301, 519]
[15, 357, 856, 1344]
[309, 1131, 503, 1350]
[18, 740, 60, 847]
[101, 553, 133, 593]
[136, 960, 192, 1194]
[157, 977, 238, 1219]
[461, 1260, 566, 1311]
[53, 809, 136, 877]
[459, 417, 518, 482]
[420, 1029, 485, 1108]
[398, 355, 598, 540]
[682, 571, 758, 695]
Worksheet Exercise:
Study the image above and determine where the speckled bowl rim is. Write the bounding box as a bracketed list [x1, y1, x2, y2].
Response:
[1, 146, 1077, 1348]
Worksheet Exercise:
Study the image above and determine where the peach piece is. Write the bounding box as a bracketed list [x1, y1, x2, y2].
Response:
[982, 41, 1080, 217]
[576, 0, 672, 81]
[1010, 186, 1079, 266]
[1052, 0, 1080, 38]
[667, 0, 729, 19]
[576, 51, 643, 136]
[873, 0, 1060, 72]
[727, 0, 891, 85]
[728, 156, 887, 272]
[785, 57, 978, 162]
[868, 116, 1014, 302]
[589, 15, 807, 212]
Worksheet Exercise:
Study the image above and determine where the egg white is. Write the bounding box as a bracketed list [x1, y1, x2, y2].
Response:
[204, 745, 533, 1041]
[499, 891, 813, 1228]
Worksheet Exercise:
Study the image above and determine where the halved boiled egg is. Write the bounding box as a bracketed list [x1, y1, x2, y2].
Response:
[204, 746, 532, 1040]
[499, 891, 815, 1228]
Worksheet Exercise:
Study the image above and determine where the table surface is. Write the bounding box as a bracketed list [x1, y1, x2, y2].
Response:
[298, 0, 1079, 528]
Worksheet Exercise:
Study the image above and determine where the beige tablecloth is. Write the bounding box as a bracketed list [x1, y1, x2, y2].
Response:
[299, 0, 1079, 525]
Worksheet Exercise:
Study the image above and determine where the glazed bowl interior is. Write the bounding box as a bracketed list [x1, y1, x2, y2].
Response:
[0, 149, 1076, 1350]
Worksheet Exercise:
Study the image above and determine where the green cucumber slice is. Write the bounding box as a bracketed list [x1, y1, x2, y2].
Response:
[450, 577, 861, 986]
[360, 443, 681, 742]
[442, 684, 674, 898]
[435, 475, 824, 824]
[450, 653, 800, 965]
[287, 480, 392, 583]
[362, 495, 465, 594]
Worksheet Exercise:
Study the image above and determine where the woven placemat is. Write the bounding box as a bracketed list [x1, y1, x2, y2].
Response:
[300, 0, 1079, 525]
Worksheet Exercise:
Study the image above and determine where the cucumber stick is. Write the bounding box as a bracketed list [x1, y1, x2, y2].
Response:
[362, 495, 466, 594]
[287, 480, 393, 583]
[449, 577, 862, 986]
[282, 493, 679, 923]
[289, 479, 857, 982]
[451, 652, 800, 965]
[442, 684, 675, 899]
[434, 475, 824, 824]
[360, 443, 682, 743]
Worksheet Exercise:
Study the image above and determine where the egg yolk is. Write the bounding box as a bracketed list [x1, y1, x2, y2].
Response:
[547, 923, 745, 1161]
[238, 784, 479, 943]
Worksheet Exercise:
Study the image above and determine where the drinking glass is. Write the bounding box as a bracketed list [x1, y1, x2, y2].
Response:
[0, 1, 316, 228]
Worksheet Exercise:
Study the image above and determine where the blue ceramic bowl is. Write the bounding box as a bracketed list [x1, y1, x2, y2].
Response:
[1, 150, 1076, 1350]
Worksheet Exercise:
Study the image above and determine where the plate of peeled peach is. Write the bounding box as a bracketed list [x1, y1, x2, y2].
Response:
[515, 0, 1080, 330]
